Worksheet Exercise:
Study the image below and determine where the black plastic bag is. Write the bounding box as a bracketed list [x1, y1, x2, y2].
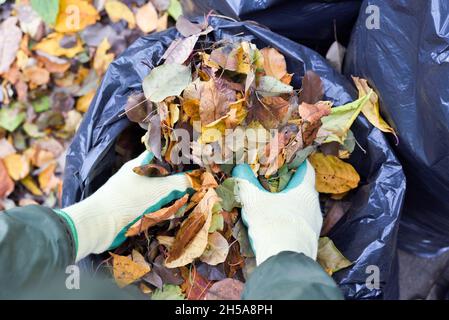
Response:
[182, 0, 363, 54]
[345, 0, 449, 257]
[62, 17, 405, 299]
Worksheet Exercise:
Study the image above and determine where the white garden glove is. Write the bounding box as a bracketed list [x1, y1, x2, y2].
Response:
[232, 160, 322, 265]
[55, 151, 192, 262]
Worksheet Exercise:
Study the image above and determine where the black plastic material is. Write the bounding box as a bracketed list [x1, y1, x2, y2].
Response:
[182, 0, 363, 55]
[345, 0, 449, 258]
[62, 16, 405, 299]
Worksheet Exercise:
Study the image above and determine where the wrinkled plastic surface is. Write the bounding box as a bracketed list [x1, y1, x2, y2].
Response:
[182, 0, 362, 54]
[345, 0, 449, 257]
[63, 17, 405, 299]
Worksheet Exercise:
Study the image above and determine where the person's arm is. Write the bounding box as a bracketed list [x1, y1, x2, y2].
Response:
[232, 161, 343, 300]
[0, 151, 192, 298]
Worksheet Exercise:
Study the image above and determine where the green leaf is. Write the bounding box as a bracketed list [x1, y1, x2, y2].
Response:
[216, 178, 241, 211]
[151, 284, 185, 300]
[320, 92, 371, 144]
[30, 0, 60, 25]
[0, 106, 26, 132]
[317, 237, 352, 275]
[257, 76, 293, 97]
[23, 123, 45, 138]
[209, 212, 224, 233]
[32, 96, 50, 113]
[288, 145, 315, 169]
[232, 219, 254, 258]
[142, 63, 191, 103]
[168, 0, 182, 21]
[277, 165, 293, 191]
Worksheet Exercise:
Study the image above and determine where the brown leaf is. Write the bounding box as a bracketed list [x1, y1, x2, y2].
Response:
[256, 96, 290, 129]
[180, 266, 211, 300]
[176, 15, 203, 37]
[200, 232, 229, 265]
[0, 160, 14, 198]
[110, 253, 151, 288]
[299, 70, 324, 104]
[132, 163, 170, 177]
[260, 47, 287, 80]
[321, 200, 350, 236]
[210, 45, 238, 71]
[124, 92, 152, 123]
[23, 66, 50, 89]
[126, 194, 189, 237]
[299, 101, 332, 145]
[205, 278, 244, 300]
[199, 79, 233, 125]
[166, 189, 219, 268]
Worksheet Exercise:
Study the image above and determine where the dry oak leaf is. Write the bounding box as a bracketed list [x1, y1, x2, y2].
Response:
[126, 194, 189, 237]
[165, 188, 220, 268]
[3, 153, 30, 181]
[110, 253, 151, 288]
[55, 0, 99, 33]
[309, 152, 360, 194]
[260, 47, 287, 80]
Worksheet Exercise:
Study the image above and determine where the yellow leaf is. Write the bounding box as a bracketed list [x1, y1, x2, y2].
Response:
[76, 89, 95, 113]
[136, 2, 158, 33]
[105, 1, 136, 29]
[3, 153, 30, 181]
[309, 152, 360, 194]
[110, 253, 151, 288]
[236, 45, 251, 74]
[93, 38, 114, 76]
[352, 76, 396, 137]
[38, 162, 59, 194]
[55, 0, 99, 33]
[317, 237, 352, 276]
[21, 176, 43, 196]
[157, 13, 168, 32]
[34, 32, 84, 58]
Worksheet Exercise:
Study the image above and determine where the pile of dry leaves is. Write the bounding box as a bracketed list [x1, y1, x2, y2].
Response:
[105, 16, 397, 299]
[0, 0, 180, 209]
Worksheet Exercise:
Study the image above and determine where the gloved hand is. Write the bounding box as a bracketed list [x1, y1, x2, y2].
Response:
[232, 160, 322, 265]
[55, 151, 192, 262]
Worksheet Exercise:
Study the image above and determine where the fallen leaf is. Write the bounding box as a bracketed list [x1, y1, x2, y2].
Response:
[162, 35, 199, 64]
[200, 232, 229, 265]
[34, 32, 84, 58]
[23, 66, 50, 88]
[110, 253, 151, 288]
[309, 152, 360, 194]
[232, 219, 255, 258]
[199, 79, 234, 125]
[0, 17, 22, 73]
[180, 266, 211, 300]
[38, 162, 59, 194]
[321, 200, 350, 236]
[105, 0, 136, 29]
[260, 47, 287, 80]
[204, 279, 244, 300]
[257, 76, 293, 97]
[175, 15, 202, 37]
[317, 237, 352, 276]
[30, 0, 59, 25]
[299, 101, 332, 145]
[136, 2, 158, 33]
[21, 176, 43, 196]
[126, 194, 189, 237]
[167, 0, 182, 20]
[151, 284, 185, 300]
[157, 12, 168, 32]
[3, 153, 30, 181]
[326, 41, 346, 73]
[76, 90, 95, 113]
[298, 70, 324, 104]
[352, 76, 397, 138]
[132, 163, 170, 177]
[143, 63, 191, 103]
[165, 189, 219, 268]
[93, 38, 114, 76]
[55, 0, 99, 33]
[0, 106, 26, 132]
[0, 160, 14, 198]
[216, 178, 240, 211]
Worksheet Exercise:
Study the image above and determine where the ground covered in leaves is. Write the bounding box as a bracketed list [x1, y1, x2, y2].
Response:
[0, 0, 180, 209]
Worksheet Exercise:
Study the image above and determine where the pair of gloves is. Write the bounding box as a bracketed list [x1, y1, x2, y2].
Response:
[58, 152, 322, 265]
